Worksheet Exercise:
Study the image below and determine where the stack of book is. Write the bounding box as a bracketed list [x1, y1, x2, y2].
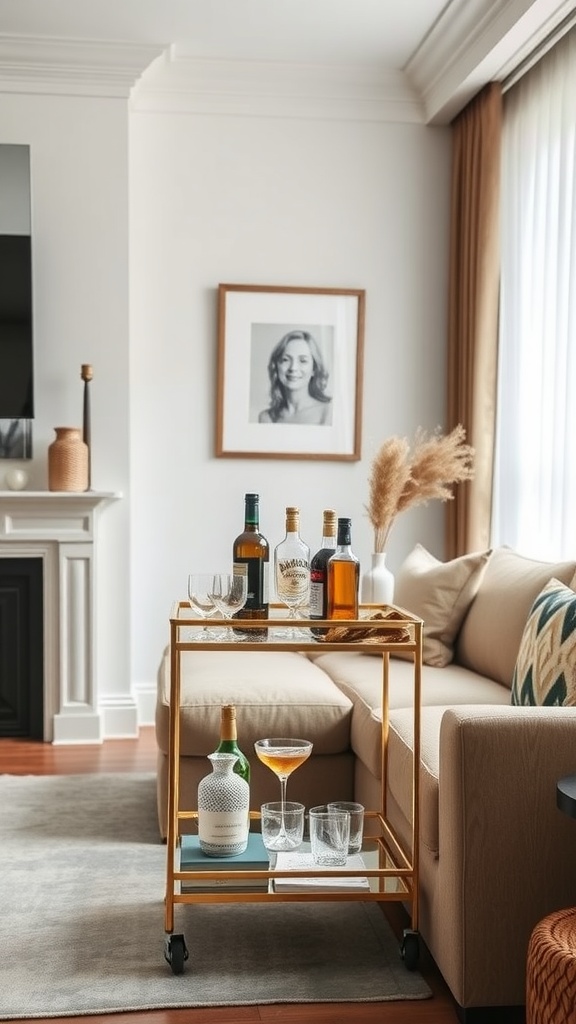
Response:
[271, 848, 371, 893]
[178, 832, 270, 893]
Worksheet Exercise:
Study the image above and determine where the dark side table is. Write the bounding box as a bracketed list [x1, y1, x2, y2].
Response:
[557, 775, 576, 818]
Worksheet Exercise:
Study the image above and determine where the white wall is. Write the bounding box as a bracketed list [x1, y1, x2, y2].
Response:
[129, 106, 451, 704]
[0, 92, 132, 734]
[0, 72, 452, 733]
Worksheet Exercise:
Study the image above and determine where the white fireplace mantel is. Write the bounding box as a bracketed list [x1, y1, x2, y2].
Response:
[0, 491, 121, 743]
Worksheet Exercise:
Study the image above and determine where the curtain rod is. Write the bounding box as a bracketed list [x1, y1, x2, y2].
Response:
[502, 10, 576, 93]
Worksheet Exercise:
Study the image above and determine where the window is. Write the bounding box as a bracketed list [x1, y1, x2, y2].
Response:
[492, 28, 576, 560]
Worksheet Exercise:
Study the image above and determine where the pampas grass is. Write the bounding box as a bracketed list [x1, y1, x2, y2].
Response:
[366, 425, 475, 552]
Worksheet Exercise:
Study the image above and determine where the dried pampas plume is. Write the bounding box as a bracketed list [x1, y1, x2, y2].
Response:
[366, 425, 475, 553]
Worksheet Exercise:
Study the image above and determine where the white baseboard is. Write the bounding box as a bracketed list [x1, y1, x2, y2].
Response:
[99, 695, 140, 738]
[51, 689, 155, 743]
[52, 712, 103, 744]
[132, 680, 157, 727]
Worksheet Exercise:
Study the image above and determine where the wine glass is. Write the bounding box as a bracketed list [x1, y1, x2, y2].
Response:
[209, 572, 249, 640]
[186, 573, 218, 640]
[254, 737, 313, 850]
[274, 554, 310, 639]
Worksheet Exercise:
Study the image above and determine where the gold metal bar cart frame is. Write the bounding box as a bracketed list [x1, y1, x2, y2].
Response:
[163, 603, 423, 975]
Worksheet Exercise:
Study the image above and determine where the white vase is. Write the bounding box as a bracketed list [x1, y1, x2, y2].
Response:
[197, 752, 250, 857]
[360, 552, 395, 607]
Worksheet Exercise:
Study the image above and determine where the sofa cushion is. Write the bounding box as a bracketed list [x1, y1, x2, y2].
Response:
[394, 543, 492, 667]
[387, 705, 447, 856]
[456, 548, 576, 687]
[511, 578, 576, 707]
[311, 652, 510, 785]
[155, 648, 353, 757]
[312, 650, 510, 717]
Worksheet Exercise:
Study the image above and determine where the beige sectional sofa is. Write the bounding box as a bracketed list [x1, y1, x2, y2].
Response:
[155, 545, 576, 1020]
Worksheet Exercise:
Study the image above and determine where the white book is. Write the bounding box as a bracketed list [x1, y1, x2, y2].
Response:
[272, 850, 370, 892]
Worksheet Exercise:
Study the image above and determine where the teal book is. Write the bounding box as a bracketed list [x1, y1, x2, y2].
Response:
[179, 831, 269, 871]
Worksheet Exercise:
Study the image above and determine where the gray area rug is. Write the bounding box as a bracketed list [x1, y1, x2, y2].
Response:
[0, 772, 431, 1018]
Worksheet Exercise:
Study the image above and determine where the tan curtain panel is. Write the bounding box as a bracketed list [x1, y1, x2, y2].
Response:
[446, 82, 502, 559]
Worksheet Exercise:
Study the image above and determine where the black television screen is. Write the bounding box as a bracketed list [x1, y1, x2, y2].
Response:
[0, 233, 33, 419]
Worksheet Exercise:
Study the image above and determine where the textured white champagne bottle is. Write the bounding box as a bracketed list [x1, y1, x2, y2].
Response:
[197, 752, 250, 857]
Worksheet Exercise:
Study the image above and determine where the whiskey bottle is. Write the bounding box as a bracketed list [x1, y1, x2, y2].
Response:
[274, 506, 310, 618]
[215, 704, 250, 785]
[309, 509, 337, 635]
[327, 517, 360, 620]
[232, 492, 269, 636]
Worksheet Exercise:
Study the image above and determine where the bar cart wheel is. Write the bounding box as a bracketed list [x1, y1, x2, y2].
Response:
[164, 933, 189, 975]
[400, 928, 420, 970]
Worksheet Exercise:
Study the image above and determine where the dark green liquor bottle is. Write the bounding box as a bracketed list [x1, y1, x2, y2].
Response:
[216, 704, 250, 785]
[232, 492, 269, 637]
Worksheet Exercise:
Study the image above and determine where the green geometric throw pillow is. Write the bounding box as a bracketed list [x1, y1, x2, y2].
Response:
[511, 577, 576, 706]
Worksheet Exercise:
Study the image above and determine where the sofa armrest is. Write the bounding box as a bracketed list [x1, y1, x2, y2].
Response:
[437, 705, 576, 1008]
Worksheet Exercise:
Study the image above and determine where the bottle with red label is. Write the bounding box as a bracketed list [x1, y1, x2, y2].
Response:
[309, 509, 337, 636]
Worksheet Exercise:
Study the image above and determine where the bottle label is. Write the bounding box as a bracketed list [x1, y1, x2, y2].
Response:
[198, 809, 248, 847]
[309, 579, 324, 618]
[276, 558, 309, 601]
[234, 558, 269, 608]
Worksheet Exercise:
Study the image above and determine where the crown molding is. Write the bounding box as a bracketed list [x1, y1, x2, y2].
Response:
[2, 2, 571, 119]
[0, 35, 165, 98]
[131, 47, 425, 123]
[407, 0, 576, 123]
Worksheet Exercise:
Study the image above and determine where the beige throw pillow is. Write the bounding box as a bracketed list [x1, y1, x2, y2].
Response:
[394, 544, 492, 667]
[456, 548, 576, 687]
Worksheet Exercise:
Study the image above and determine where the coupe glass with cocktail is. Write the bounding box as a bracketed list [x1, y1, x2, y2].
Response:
[255, 737, 313, 850]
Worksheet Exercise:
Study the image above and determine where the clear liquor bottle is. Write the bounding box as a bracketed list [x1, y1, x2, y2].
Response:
[327, 517, 360, 620]
[309, 509, 337, 636]
[274, 506, 310, 622]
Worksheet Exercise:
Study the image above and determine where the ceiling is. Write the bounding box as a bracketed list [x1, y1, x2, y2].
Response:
[0, 0, 449, 67]
[0, 0, 574, 122]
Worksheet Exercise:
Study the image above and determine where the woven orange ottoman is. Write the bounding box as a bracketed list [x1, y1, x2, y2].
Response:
[527, 908, 576, 1023]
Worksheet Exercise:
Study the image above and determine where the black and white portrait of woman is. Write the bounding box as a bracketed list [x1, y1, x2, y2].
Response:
[249, 325, 333, 426]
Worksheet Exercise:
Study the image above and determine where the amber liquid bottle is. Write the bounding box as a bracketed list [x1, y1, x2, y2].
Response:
[309, 509, 337, 636]
[215, 704, 250, 785]
[327, 517, 360, 620]
[232, 492, 269, 637]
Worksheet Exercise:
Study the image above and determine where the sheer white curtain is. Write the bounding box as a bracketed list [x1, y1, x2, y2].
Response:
[492, 28, 576, 560]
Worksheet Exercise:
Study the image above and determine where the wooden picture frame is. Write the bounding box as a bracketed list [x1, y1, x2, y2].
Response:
[216, 284, 365, 461]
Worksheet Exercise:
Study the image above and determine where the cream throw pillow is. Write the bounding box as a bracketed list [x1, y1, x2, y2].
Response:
[394, 544, 492, 667]
[456, 548, 576, 686]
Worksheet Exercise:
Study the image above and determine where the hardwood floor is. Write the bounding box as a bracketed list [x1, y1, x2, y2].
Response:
[0, 727, 460, 1024]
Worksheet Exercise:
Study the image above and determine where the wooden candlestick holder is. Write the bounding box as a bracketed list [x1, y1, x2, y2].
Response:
[81, 364, 93, 490]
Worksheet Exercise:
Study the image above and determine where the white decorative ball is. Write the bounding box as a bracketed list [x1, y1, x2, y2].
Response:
[5, 468, 29, 491]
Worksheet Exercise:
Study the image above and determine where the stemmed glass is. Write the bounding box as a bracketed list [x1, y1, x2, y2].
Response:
[274, 557, 310, 639]
[186, 573, 218, 640]
[254, 737, 313, 850]
[209, 572, 248, 640]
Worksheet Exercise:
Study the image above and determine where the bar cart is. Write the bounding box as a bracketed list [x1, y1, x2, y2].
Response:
[163, 603, 423, 975]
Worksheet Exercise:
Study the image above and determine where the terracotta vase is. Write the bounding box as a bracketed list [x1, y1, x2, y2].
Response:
[48, 427, 89, 492]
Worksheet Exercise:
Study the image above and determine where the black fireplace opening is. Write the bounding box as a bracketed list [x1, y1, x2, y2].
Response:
[0, 557, 43, 738]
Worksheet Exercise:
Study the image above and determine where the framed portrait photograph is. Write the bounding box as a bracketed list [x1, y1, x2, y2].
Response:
[216, 284, 365, 460]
